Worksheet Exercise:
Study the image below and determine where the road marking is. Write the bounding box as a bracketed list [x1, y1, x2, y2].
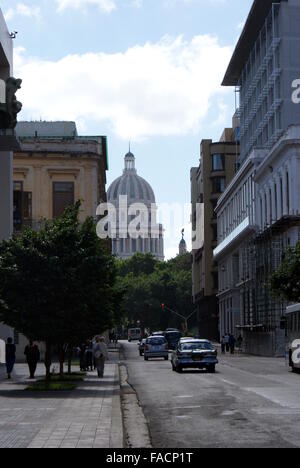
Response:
[220, 378, 236, 386]
[176, 395, 194, 399]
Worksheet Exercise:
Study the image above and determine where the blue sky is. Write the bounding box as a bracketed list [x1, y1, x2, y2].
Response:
[1, 0, 253, 258]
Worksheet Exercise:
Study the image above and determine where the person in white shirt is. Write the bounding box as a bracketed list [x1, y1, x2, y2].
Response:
[94, 337, 109, 378]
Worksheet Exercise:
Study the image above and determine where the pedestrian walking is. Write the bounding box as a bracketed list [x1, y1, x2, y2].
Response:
[229, 334, 236, 355]
[225, 333, 230, 353]
[85, 341, 94, 372]
[94, 337, 109, 378]
[5, 338, 16, 380]
[79, 343, 87, 371]
[221, 336, 226, 354]
[24, 341, 40, 379]
[237, 334, 243, 353]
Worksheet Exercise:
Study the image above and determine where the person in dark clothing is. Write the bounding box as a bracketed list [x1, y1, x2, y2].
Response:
[24, 341, 40, 379]
[229, 334, 236, 355]
[5, 338, 16, 380]
[79, 343, 87, 371]
[85, 341, 94, 372]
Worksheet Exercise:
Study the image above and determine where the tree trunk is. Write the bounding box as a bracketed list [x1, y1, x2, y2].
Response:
[67, 346, 73, 375]
[59, 345, 65, 379]
[45, 342, 52, 382]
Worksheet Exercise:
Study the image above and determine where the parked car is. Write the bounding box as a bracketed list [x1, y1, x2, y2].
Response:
[152, 331, 165, 336]
[138, 339, 147, 356]
[164, 331, 182, 351]
[144, 336, 169, 361]
[171, 339, 218, 373]
[128, 328, 142, 342]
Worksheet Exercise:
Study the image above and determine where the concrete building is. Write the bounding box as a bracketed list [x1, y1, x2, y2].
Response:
[107, 151, 164, 260]
[14, 121, 108, 231]
[0, 9, 21, 363]
[214, 0, 300, 356]
[2, 121, 108, 361]
[191, 121, 239, 341]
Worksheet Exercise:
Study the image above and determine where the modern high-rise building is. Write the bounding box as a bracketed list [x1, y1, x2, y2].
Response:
[191, 120, 239, 341]
[214, 0, 300, 356]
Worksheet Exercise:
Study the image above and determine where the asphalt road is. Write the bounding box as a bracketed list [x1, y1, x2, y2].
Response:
[122, 341, 300, 448]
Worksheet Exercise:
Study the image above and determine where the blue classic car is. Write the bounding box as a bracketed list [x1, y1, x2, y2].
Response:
[171, 339, 218, 373]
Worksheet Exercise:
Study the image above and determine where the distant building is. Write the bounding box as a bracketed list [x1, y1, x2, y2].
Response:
[107, 151, 164, 260]
[179, 230, 187, 256]
[14, 121, 108, 231]
[191, 119, 239, 341]
[214, 0, 300, 356]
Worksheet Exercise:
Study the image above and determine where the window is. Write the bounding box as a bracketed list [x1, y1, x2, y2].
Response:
[13, 181, 32, 232]
[53, 182, 74, 218]
[212, 154, 225, 172]
[212, 177, 226, 194]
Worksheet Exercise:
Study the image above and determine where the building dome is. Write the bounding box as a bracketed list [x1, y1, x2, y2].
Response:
[106, 150, 164, 261]
[108, 152, 155, 206]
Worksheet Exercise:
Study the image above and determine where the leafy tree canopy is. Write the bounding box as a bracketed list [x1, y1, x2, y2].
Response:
[115, 252, 194, 332]
[270, 242, 300, 303]
[0, 202, 117, 347]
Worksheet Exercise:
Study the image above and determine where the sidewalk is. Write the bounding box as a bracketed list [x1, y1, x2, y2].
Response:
[0, 349, 123, 449]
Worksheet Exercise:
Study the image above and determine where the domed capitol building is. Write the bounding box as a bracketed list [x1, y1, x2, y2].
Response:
[107, 151, 164, 260]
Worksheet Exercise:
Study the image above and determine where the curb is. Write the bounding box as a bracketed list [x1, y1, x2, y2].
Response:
[110, 364, 125, 448]
[119, 363, 152, 449]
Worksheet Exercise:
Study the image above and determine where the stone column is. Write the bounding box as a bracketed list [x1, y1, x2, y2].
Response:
[0, 151, 13, 239]
[281, 168, 288, 216]
[276, 175, 282, 219]
[271, 180, 276, 224]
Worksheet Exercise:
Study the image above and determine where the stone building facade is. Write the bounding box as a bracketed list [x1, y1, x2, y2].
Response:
[107, 151, 164, 261]
[14, 121, 108, 231]
[214, 0, 300, 356]
[191, 122, 239, 341]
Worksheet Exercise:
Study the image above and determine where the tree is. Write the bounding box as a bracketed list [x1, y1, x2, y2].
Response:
[0, 202, 116, 379]
[115, 252, 193, 333]
[270, 242, 300, 303]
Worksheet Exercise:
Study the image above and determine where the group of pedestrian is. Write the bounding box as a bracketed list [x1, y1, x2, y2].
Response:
[79, 337, 109, 378]
[3, 335, 109, 381]
[221, 333, 243, 355]
[4, 338, 40, 380]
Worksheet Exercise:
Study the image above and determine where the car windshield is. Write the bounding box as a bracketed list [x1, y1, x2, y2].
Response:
[180, 342, 213, 351]
[148, 338, 166, 345]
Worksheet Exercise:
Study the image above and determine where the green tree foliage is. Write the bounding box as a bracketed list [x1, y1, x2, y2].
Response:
[0, 202, 117, 378]
[116, 252, 193, 332]
[270, 242, 300, 303]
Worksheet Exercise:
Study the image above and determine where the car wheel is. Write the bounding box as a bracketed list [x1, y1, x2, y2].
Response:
[144, 357, 149, 361]
[164, 356, 169, 361]
[207, 365, 216, 374]
[176, 366, 183, 373]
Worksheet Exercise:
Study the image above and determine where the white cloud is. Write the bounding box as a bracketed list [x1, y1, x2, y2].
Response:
[55, 0, 116, 13]
[14, 35, 232, 140]
[4, 3, 41, 22]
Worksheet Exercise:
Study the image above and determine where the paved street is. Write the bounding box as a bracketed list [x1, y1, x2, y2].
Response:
[122, 341, 300, 448]
[0, 351, 123, 449]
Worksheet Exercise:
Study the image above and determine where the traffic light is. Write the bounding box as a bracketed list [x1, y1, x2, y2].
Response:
[161, 303, 166, 311]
